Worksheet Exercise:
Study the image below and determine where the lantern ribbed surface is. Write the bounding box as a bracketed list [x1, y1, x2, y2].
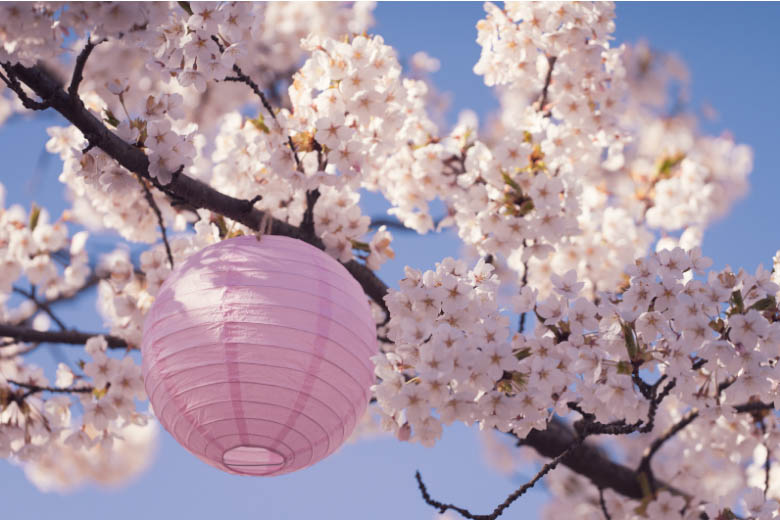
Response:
[141, 235, 377, 476]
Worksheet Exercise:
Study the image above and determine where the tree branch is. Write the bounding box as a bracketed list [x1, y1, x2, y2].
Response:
[0, 324, 128, 349]
[519, 417, 688, 500]
[416, 440, 581, 520]
[637, 408, 699, 492]
[0, 62, 50, 110]
[12, 286, 68, 331]
[212, 34, 303, 172]
[598, 486, 612, 520]
[68, 36, 105, 98]
[301, 188, 320, 238]
[421, 379, 684, 520]
[537, 55, 557, 115]
[6, 61, 391, 314]
[138, 176, 174, 268]
[7, 379, 93, 400]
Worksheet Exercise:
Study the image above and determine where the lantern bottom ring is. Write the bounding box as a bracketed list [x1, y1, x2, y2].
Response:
[222, 445, 286, 475]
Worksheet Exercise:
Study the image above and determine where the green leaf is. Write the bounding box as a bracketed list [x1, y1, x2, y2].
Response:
[249, 115, 270, 134]
[657, 152, 685, 178]
[501, 171, 521, 192]
[213, 215, 228, 239]
[511, 372, 527, 387]
[28, 203, 40, 231]
[616, 360, 632, 375]
[514, 347, 531, 361]
[749, 296, 776, 312]
[517, 199, 534, 217]
[729, 290, 745, 315]
[350, 239, 370, 252]
[621, 321, 638, 361]
[103, 109, 120, 128]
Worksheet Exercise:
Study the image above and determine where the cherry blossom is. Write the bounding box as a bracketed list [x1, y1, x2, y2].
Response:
[0, 2, 778, 519]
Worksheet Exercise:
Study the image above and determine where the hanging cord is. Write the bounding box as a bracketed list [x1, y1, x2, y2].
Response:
[254, 212, 273, 242]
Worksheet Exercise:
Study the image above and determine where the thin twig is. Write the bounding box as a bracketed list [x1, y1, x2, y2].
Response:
[420, 377, 681, 520]
[518, 255, 529, 333]
[68, 36, 106, 98]
[766, 442, 772, 499]
[517, 417, 692, 501]
[637, 408, 699, 491]
[598, 487, 612, 520]
[639, 378, 676, 434]
[415, 440, 581, 520]
[8, 379, 93, 400]
[212, 35, 303, 172]
[759, 420, 772, 499]
[537, 55, 557, 115]
[12, 286, 68, 331]
[138, 176, 174, 268]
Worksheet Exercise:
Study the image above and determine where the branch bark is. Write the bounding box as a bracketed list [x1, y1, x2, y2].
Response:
[519, 418, 688, 500]
[0, 323, 128, 349]
[6, 61, 390, 315]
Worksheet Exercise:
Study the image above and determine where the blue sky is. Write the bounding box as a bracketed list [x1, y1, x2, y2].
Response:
[1, 3, 779, 520]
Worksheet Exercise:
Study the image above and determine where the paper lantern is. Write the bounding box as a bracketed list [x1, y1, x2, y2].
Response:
[141, 235, 377, 476]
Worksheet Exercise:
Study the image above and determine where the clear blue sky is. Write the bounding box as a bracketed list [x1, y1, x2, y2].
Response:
[1, 3, 779, 519]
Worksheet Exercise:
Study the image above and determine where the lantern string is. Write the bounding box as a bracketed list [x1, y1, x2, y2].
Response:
[255, 212, 273, 242]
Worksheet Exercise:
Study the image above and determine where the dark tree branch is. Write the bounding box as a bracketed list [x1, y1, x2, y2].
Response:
[598, 486, 612, 520]
[519, 418, 689, 500]
[637, 408, 698, 491]
[138, 176, 174, 269]
[734, 401, 774, 414]
[518, 253, 529, 333]
[212, 34, 303, 172]
[68, 36, 105, 98]
[766, 441, 772, 499]
[6, 61, 390, 315]
[639, 378, 676, 434]
[7, 379, 93, 400]
[416, 440, 581, 520]
[423, 377, 685, 520]
[760, 420, 771, 499]
[537, 55, 557, 115]
[12, 286, 68, 331]
[0, 62, 50, 110]
[0, 324, 129, 349]
[301, 188, 321, 238]
[10, 273, 104, 329]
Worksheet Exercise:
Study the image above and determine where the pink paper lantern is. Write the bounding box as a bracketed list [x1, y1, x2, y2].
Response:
[141, 235, 377, 476]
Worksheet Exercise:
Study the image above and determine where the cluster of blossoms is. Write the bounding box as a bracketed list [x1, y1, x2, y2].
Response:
[457, 2, 752, 301]
[0, 190, 89, 305]
[0, 334, 154, 490]
[288, 32, 450, 234]
[0, 184, 159, 487]
[374, 258, 529, 446]
[0, 1, 778, 518]
[384, 245, 780, 518]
